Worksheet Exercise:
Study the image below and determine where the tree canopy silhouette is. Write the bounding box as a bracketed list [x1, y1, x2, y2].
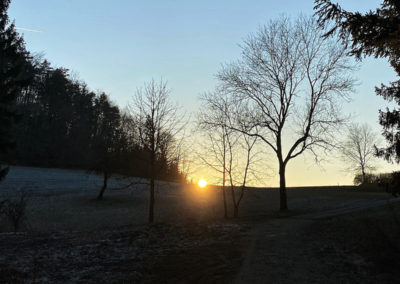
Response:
[0, 0, 31, 181]
[0, 1, 185, 189]
[8, 58, 185, 187]
[129, 79, 184, 223]
[339, 123, 379, 184]
[314, 0, 400, 162]
[217, 16, 355, 211]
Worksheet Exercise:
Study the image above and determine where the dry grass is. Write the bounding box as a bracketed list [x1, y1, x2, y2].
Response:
[0, 167, 398, 282]
[0, 181, 392, 232]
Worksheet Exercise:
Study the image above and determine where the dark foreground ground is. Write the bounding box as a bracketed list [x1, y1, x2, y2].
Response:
[0, 168, 399, 283]
[235, 201, 400, 284]
[0, 222, 247, 283]
[1, 201, 400, 283]
[1, 198, 399, 283]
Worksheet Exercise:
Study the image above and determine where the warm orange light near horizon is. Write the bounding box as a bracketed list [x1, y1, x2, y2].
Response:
[198, 179, 207, 188]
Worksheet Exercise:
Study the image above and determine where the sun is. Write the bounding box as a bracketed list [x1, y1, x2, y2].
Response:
[198, 179, 207, 188]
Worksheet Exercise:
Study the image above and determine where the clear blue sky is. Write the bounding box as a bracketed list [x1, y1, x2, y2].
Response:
[9, 0, 398, 185]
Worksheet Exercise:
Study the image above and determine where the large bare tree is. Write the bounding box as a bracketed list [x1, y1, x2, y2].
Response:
[217, 16, 356, 211]
[130, 79, 181, 223]
[339, 123, 379, 184]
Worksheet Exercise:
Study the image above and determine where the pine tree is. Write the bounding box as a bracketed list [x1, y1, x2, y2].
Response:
[314, 0, 400, 162]
[0, 0, 30, 181]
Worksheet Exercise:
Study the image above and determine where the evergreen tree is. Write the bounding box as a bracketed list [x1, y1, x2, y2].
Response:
[0, 0, 30, 181]
[0, 2, 185, 185]
[314, 0, 400, 162]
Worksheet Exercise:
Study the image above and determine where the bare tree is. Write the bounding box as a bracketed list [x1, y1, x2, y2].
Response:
[198, 92, 262, 218]
[129, 79, 182, 223]
[217, 16, 356, 211]
[226, 132, 259, 218]
[339, 123, 379, 184]
[175, 143, 193, 184]
[198, 95, 231, 218]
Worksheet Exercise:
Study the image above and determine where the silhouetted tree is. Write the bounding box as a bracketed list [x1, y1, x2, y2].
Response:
[228, 133, 258, 218]
[217, 16, 355, 211]
[339, 123, 379, 184]
[91, 93, 122, 200]
[5, 55, 185, 184]
[174, 143, 192, 184]
[0, 7, 185, 187]
[353, 173, 379, 186]
[130, 79, 182, 223]
[198, 96, 230, 218]
[314, 0, 400, 162]
[199, 92, 261, 218]
[0, 0, 31, 181]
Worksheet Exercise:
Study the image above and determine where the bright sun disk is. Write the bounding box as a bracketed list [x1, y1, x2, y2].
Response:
[198, 179, 207, 188]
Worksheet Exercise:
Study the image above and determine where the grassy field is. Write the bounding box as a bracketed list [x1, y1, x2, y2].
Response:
[0, 166, 399, 282]
[0, 166, 394, 231]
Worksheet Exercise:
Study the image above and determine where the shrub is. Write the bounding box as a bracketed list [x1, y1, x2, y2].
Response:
[353, 173, 379, 185]
[3, 189, 30, 231]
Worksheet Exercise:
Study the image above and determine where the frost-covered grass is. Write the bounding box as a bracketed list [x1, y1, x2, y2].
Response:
[0, 167, 398, 283]
[0, 166, 221, 231]
[0, 166, 146, 195]
[0, 166, 394, 232]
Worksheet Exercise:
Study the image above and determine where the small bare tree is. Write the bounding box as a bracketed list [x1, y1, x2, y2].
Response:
[340, 123, 379, 184]
[198, 95, 231, 218]
[198, 92, 262, 218]
[129, 79, 182, 223]
[217, 16, 356, 211]
[226, 133, 259, 218]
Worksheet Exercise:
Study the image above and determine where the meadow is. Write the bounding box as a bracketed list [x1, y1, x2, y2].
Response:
[0, 166, 391, 232]
[1, 167, 399, 282]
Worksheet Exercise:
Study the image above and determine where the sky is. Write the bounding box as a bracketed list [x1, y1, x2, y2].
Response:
[9, 0, 399, 186]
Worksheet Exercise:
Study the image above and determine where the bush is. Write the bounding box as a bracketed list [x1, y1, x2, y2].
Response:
[355, 172, 400, 196]
[353, 173, 380, 185]
[3, 189, 30, 232]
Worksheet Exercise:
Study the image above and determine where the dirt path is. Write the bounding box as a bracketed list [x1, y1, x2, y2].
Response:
[235, 218, 315, 283]
[235, 198, 400, 284]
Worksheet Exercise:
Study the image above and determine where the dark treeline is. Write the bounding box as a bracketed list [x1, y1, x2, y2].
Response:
[4, 55, 185, 184]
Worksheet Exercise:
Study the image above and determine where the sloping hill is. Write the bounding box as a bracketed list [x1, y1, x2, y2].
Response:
[0, 166, 144, 196]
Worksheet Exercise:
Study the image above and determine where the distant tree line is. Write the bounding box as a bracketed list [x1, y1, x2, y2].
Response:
[0, 0, 31, 181]
[0, 0, 186, 223]
[3, 56, 185, 183]
[0, 2, 185, 186]
[354, 171, 400, 196]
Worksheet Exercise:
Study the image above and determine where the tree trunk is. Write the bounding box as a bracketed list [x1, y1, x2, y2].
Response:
[149, 154, 155, 223]
[149, 176, 155, 223]
[222, 146, 228, 218]
[97, 171, 108, 200]
[233, 204, 239, 218]
[222, 186, 228, 218]
[279, 163, 288, 211]
[362, 168, 366, 184]
[230, 187, 238, 218]
[233, 186, 245, 219]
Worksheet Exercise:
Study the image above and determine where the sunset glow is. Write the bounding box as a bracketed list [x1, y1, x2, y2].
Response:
[198, 179, 207, 188]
